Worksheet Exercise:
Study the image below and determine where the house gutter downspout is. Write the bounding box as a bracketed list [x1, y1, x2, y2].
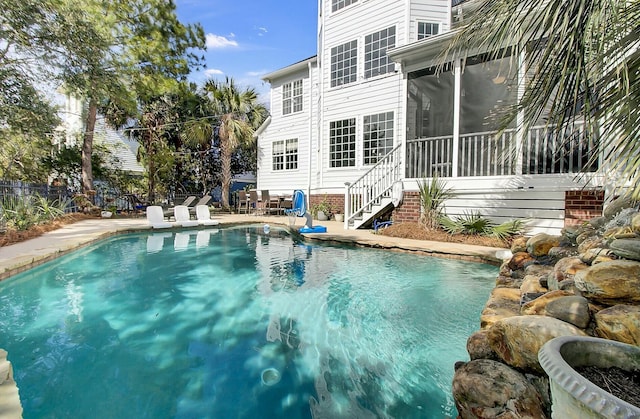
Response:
[307, 60, 313, 202]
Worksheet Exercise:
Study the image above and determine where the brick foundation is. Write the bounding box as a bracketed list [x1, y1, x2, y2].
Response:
[309, 194, 345, 214]
[564, 190, 604, 227]
[391, 192, 421, 223]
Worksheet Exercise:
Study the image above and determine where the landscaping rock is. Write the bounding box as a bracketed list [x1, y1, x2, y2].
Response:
[580, 248, 614, 265]
[577, 235, 603, 254]
[527, 234, 562, 257]
[510, 236, 528, 253]
[467, 329, 500, 361]
[595, 304, 640, 345]
[520, 275, 547, 294]
[523, 264, 554, 278]
[632, 213, 640, 234]
[547, 245, 578, 259]
[521, 290, 574, 315]
[574, 260, 640, 305]
[609, 238, 640, 261]
[545, 296, 591, 329]
[487, 315, 587, 372]
[508, 252, 535, 271]
[480, 288, 521, 329]
[548, 257, 587, 290]
[452, 359, 547, 419]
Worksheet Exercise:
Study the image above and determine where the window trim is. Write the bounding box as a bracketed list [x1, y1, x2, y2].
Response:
[417, 21, 440, 40]
[272, 138, 299, 171]
[363, 111, 394, 166]
[331, 0, 357, 13]
[364, 26, 396, 79]
[329, 118, 357, 168]
[330, 40, 358, 88]
[282, 79, 303, 116]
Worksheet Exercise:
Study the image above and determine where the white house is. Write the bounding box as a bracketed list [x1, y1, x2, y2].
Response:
[256, 0, 605, 234]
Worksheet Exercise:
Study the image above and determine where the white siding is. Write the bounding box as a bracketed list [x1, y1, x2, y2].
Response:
[409, 0, 451, 41]
[257, 64, 319, 195]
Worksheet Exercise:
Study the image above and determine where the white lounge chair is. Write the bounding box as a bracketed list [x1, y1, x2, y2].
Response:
[146, 205, 173, 229]
[195, 205, 220, 226]
[174, 205, 199, 227]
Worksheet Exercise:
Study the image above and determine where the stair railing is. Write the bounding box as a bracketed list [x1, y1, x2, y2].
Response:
[344, 144, 403, 228]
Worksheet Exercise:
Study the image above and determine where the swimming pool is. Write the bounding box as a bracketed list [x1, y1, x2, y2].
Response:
[0, 226, 497, 418]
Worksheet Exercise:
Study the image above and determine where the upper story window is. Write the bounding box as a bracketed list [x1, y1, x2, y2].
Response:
[282, 80, 303, 115]
[330, 40, 358, 87]
[329, 118, 356, 168]
[417, 22, 440, 40]
[363, 111, 394, 165]
[332, 0, 357, 12]
[364, 26, 396, 79]
[272, 138, 299, 171]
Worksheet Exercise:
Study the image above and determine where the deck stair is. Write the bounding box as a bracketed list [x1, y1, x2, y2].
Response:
[344, 144, 403, 230]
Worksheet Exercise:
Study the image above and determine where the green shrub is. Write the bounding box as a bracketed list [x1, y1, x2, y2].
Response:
[488, 219, 528, 241]
[417, 176, 455, 229]
[439, 212, 527, 241]
[1, 194, 69, 231]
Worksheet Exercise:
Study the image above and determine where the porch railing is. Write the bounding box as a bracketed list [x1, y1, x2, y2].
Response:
[405, 122, 597, 178]
[345, 144, 403, 227]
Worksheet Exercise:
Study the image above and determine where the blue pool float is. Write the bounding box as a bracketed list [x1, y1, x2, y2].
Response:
[299, 225, 327, 234]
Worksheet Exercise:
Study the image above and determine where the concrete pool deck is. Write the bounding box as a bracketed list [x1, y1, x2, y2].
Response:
[0, 214, 508, 281]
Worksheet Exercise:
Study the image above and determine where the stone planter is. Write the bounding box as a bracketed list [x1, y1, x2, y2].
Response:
[539, 335, 640, 419]
[334, 213, 344, 222]
[316, 210, 328, 221]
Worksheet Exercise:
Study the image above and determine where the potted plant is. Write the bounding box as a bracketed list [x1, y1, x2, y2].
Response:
[334, 211, 344, 222]
[310, 196, 332, 221]
[538, 335, 640, 419]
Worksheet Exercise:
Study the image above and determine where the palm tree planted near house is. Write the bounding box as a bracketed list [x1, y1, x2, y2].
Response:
[202, 77, 266, 210]
[444, 0, 640, 199]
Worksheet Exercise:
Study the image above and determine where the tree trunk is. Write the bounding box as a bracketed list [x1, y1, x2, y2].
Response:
[82, 99, 97, 194]
[220, 138, 232, 210]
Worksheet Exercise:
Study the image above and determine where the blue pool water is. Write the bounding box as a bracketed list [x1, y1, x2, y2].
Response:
[0, 226, 497, 418]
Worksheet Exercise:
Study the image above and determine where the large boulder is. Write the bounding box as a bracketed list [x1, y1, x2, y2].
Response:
[452, 359, 547, 419]
[480, 288, 522, 329]
[574, 260, 640, 305]
[595, 304, 640, 345]
[545, 296, 591, 329]
[548, 257, 588, 290]
[527, 234, 562, 257]
[520, 275, 547, 294]
[520, 290, 573, 316]
[609, 238, 640, 261]
[487, 315, 587, 372]
[467, 329, 500, 361]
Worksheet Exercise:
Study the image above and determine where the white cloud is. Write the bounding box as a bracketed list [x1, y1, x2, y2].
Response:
[257, 27, 268, 36]
[206, 33, 238, 49]
[246, 70, 269, 77]
[204, 68, 224, 77]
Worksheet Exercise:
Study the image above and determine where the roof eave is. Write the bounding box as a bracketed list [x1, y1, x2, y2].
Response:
[262, 56, 318, 83]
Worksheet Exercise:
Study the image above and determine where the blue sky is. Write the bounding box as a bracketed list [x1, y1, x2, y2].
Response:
[176, 0, 318, 105]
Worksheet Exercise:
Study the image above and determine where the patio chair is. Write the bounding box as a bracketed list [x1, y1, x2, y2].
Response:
[237, 190, 250, 214]
[146, 206, 174, 229]
[164, 195, 197, 219]
[249, 190, 260, 214]
[261, 190, 282, 215]
[125, 193, 149, 216]
[189, 195, 213, 216]
[174, 205, 199, 227]
[195, 205, 220, 226]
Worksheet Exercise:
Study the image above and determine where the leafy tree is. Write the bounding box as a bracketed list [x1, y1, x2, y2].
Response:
[444, 0, 640, 198]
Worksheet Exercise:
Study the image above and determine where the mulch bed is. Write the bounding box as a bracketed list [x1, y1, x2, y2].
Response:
[378, 222, 511, 248]
[0, 213, 93, 247]
[575, 366, 640, 407]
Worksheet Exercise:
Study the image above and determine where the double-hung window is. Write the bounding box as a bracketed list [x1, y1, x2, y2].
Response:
[330, 40, 358, 87]
[329, 118, 356, 167]
[417, 22, 439, 40]
[363, 112, 394, 165]
[364, 26, 396, 79]
[282, 80, 303, 115]
[272, 139, 298, 171]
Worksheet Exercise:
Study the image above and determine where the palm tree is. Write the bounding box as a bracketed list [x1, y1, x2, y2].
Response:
[200, 77, 266, 209]
[444, 0, 640, 199]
